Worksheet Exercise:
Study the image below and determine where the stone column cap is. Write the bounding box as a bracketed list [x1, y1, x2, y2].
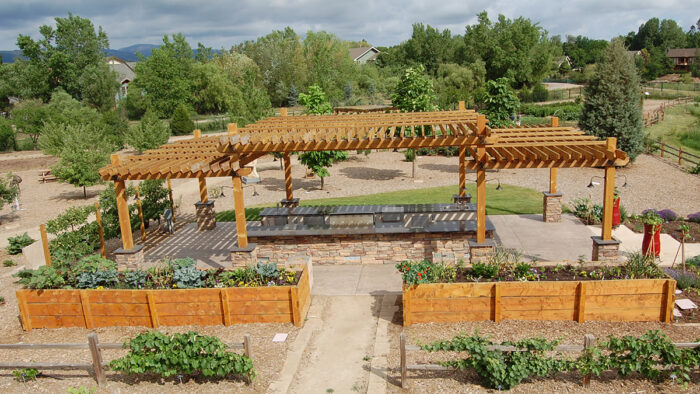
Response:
[468, 239, 496, 248]
[231, 243, 257, 253]
[195, 200, 215, 207]
[591, 236, 620, 246]
[542, 192, 563, 197]
[281, 198, 300, 204]
[113, 244, 144, 255]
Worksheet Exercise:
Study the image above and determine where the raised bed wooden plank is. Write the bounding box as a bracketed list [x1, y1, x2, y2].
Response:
[86, 291, 149, 304]
[406, 283, 494, 298]
[91, 316, 153, 328]
[29, 315, 86, 328]
[585, 307, 664, 322]
[151, 289, 222, 303]
[227, 300, 292, 315]
[499, 281, 579, 297]
[585, 294, 665, 309]
[88, 303, 151, 317]
[158, 315, 224, 326]
[409, 310, 492, 323]
[26, 303, 84, 316]
[502, 308, 576, 321]
[156, 302, 224, 316]
[230, 313, 294, 324]
[585, 279, 666, 295]
[500, 295, 577, 311]
[23, 290, 81, 303]
[409, 297, 492, 313]
[228, 287, 292, 301]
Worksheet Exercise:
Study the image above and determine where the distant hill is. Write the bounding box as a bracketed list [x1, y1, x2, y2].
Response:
[2, 43, 219, 63]
[0, 50, 23, 63]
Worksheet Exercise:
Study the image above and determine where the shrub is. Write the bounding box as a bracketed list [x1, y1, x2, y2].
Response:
[396, 260, 456, 285]
[520, 102, 582, 121]
[169, 103, 195, 136]
[125, 110, 170, 153]
[471, 262, 498, 278]
[624, 251, 663, 279]
[686, 255, 700, 268]
[688, 212, 700, 223]
[665, 269, 700, 290]
[3, 259, 17, 267]
[0, 118, 15, 151]
[109, 331, 255, 380]
[7, 233, 35, 255]
[531, 83, 549, 102]
[13, 266, 66, 289]
[139, 180, 170, 224]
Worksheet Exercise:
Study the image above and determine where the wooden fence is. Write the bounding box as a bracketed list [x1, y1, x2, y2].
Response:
[399, 332, 700, 388]
[656, 142, 700, 168]
[0, 333, 251, 385]
[643, 96, 693, 127]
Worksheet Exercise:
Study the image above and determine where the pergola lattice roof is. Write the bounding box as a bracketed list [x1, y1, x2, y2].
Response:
[99, 109, 628, 181]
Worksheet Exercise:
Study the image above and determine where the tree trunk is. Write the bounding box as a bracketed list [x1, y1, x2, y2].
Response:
[83, 186, 87, 199]
[321, 177, 325, 190]
[412, 159, 415, 178]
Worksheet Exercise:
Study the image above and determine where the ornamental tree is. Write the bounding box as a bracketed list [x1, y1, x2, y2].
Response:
[297, 85, 347, 189]
[125, 110, 170, 153]
[477, 77, 520, 128]
[579, 39, 643, 161]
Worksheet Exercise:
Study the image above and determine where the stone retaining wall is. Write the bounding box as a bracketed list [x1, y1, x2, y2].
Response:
[232, 232, 482, 265]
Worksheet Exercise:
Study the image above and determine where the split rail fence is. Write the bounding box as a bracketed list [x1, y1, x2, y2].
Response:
[399, 332, 700, 388]
[656, 142, 700, 168]
[0, 332, 251, 385]
[643, 96, 693, 127]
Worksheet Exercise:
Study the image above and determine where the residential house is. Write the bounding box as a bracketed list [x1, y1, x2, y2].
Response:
[348, 47, 380, 64]
[666, 48, 699, 72]
[107, 56, 136, 100]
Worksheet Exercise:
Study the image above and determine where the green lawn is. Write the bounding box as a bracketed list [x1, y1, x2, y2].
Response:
[216, 183, 543, 222]
[646, 104, 700, 158]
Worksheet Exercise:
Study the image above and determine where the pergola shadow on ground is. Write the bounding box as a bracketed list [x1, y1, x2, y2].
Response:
[99, 103, 629, 268]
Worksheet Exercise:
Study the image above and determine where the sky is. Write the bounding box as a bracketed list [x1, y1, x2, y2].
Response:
[1, 0, 699, 50]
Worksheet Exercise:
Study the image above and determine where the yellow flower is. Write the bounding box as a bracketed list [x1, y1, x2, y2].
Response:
[173, 284, 178, 288]
[97, 286, 104, 290]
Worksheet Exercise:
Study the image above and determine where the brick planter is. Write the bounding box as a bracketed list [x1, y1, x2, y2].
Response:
[402, 277, 675, 326]
[113, 245, 144, 270]
[16, 269, 311, 330]
[591, 236, 621, 262]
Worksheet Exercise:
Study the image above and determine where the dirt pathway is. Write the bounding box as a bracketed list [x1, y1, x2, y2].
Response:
[277, 296, 382, 393]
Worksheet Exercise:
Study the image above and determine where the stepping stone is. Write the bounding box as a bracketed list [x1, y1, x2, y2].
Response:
[674, 308, 682, 318]
[675, 299, 698, 310]
[272, 333, 288, 342]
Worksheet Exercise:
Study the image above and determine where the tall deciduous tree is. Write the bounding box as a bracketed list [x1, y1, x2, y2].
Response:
[463, 11, 560, 88]
[133, 33, 194, 117]
[10, 99, 49, 148]
[391, 65, 437, 113]
[14, 13, 117, 108]
[477, 77, 520, 128]
[303, 31, 356, 102]
[580, 40, 643, 161]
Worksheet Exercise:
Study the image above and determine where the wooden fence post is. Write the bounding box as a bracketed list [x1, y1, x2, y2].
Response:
[576, 282, 587, 323]
[243, 334, 252, 359]
[39, 224, 51, 266]
[88, 333, 106, 386]
[94, 202, 106, 258]
[493, 283, 502, 323]
[400, 332, 407, 389]
[678, 147, 683, 166]
[582, 334, 596, 387]
[660, 142, 665, 157]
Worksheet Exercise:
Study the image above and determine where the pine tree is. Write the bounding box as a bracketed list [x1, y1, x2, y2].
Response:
[170, 104, 195, 136]
[125, 110, 171, 153]
[579, 39, 643, 161]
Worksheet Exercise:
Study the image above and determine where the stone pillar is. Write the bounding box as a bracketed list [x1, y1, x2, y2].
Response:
[114, 245, 144, 270]
[195, 200, 216, 231]
[468, 239, 495, 264]
[231, 243, 258, 267]
[591, 236, 620, 262]
[542, 192, 562, 222]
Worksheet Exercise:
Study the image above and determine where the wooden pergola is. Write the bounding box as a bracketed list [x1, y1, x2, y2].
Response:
[99, 104, 628, 258]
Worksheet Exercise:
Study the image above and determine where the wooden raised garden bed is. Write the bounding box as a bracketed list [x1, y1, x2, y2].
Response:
[402, 278, 676, 326]
[17, 269, 311, 330]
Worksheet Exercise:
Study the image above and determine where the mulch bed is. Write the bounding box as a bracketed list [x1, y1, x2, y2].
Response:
[673, 287, 700, 323]
[626, 218, 700, 243]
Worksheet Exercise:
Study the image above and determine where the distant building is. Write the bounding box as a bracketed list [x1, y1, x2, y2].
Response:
[666, 48, 699, 72]
[348, 47, 380, 64]
[107, 56, 136, 100]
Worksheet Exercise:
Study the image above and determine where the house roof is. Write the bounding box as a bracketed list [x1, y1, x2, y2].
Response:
[99, 110, 628, 181]
[107, 57, 136, 84]
[667, 48, 699, 58]
[348, 46, 379, 61]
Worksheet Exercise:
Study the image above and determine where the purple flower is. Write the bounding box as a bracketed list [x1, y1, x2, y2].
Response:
[688, 212, 700, 223]
[641, 208, 657, 216]
[657, 209, 679, 222]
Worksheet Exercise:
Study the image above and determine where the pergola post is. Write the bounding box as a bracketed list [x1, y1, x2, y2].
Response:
[468, 114, 494, 263]
[592, 138, 621, 261]
[279, 108, 299, 208]
[543, 116, 563, 223]
[453, 100, 471, 204]
[232, 175, 248, 248]
[111, 154, 144, 268]
[193, 129, 216, 231]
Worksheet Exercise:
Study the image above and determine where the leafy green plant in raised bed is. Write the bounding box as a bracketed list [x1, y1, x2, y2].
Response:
[471, 262, 498, 279]
[173, 263, 207, 288]
[14, 266, 66, 289]
[624, 251, 664, 279]
[7, 233, 35, 255]
[108, 331, 255, 381]
[396, 260, 457, 285]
